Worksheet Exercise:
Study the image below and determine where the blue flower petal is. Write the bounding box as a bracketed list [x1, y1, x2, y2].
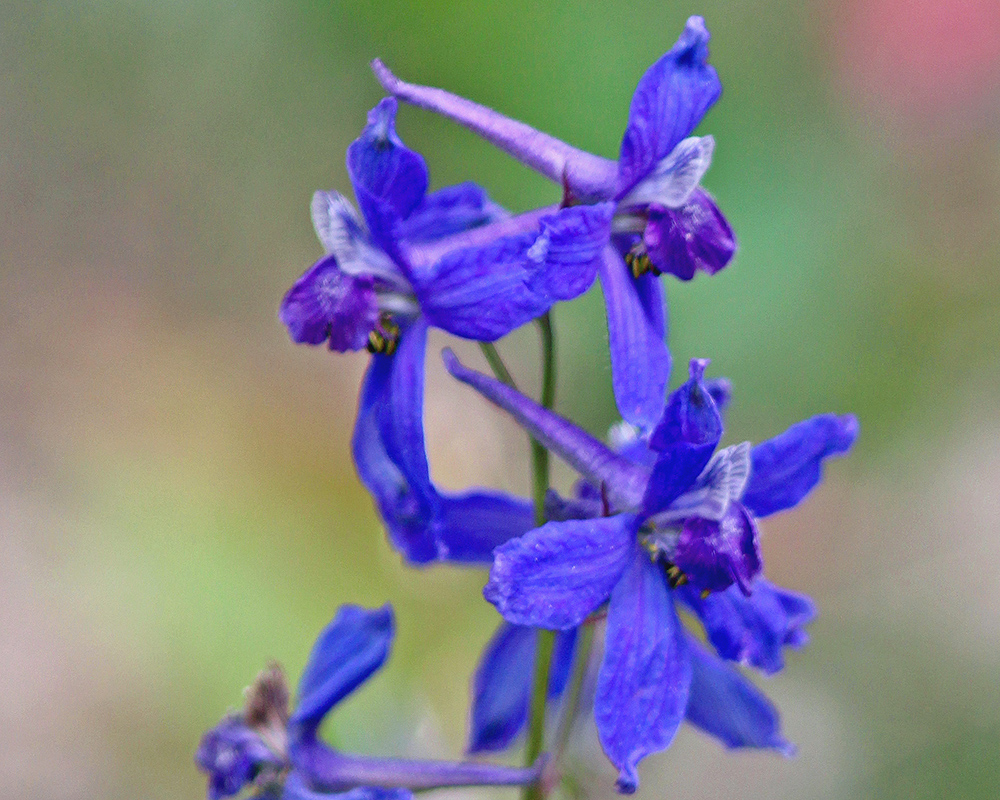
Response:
[416, 203, 613, 342]
[635, 266, 667, 341]
[680, 579, 816, 675]
[484, 516, 638, 629]
[598, 248, 671, 429]
[742, 413, 859, 518]
[372, 325, 432, 500]
[643, 189, 736, 280]
[291, 605, 394, 733]
[642, 359, 723, 516]
[395, 182, 507, 243]
[468, 623, 534, 753]
[656, 441, 751, 524]
[436, 490, 536, 565]
[684, 638, 793, 754]
[618, 136, 715, 210]
[648, 357, 722, 452]
[353, 323, 534, 564]
[616, 16, 722, 198]
[346, 98, 429, 255]
[673, 502, 762, 595]
[196, 716, 283, 800]
[414, 231, 537, 339]
[280, 254, 379, 352]
[527, 203, 616, 302]
[283, 771, 413, 800]
[468, 622, 578, 753]
[352, 320, 441, 563]
[595, 550, 691, 794]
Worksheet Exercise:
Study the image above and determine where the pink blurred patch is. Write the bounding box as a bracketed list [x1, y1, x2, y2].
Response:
[838, 0, 1000, 119]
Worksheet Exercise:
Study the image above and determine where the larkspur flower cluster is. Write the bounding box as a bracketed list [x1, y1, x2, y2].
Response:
[198, 16, 858, 799]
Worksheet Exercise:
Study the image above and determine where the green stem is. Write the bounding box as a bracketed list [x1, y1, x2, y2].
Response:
[553, 622, 596, 764]
[531, 313, 555, 527]
[479, 341, 518, 389]
[523, 312, 557, 800]
[524, 628, 556, 768]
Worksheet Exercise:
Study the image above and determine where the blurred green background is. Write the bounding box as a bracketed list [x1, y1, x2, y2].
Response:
[3, 0, 1000, 797]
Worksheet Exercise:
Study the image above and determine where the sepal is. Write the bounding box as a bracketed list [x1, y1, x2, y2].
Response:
[684, 638, 794, 754]
[346, 98, 428, 255]
[351, 320, 440, 563]
[595, 551, 691, 794]
[196, 716, 284, 800]
[484, 516, 638, 629]
[742, 413, 859, 518]
[416, 203, 613, 341]
[642, 359, 723, 515]
[598, 247, 670, 429]
[468, 622, 578, 753]
[617, 16, 722, 198]
[396, 182, 507, 243]
[291, 605, 394, 732]
[680, 579, 816, 674]
[435, 490, 536, 564]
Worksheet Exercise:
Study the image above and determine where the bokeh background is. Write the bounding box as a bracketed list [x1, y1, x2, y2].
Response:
[3, 0, 1000, 798]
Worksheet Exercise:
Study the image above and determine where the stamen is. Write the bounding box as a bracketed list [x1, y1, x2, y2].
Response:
[624, 244, 661, 279]
[664, 563, 688, 589]
[366, 313, 402, 355]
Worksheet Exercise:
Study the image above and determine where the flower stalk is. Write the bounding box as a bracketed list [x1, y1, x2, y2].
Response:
[522, 311, 558, 800]
[532, 313, 555, 527]
[480, 342, 518, 390]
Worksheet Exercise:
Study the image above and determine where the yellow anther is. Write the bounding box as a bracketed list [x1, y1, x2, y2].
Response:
[625, 245, 661, 279]
[366, 313, 401, 355]
[665, 563, 688, 588]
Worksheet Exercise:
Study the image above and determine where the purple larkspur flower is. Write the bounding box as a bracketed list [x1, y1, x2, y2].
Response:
[280, 98, 612, 353]
[197, 605, 542, 800]
[281, 98, 612, 565]
[373, 17, 735, 429]
[442, 351, 857, 792]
